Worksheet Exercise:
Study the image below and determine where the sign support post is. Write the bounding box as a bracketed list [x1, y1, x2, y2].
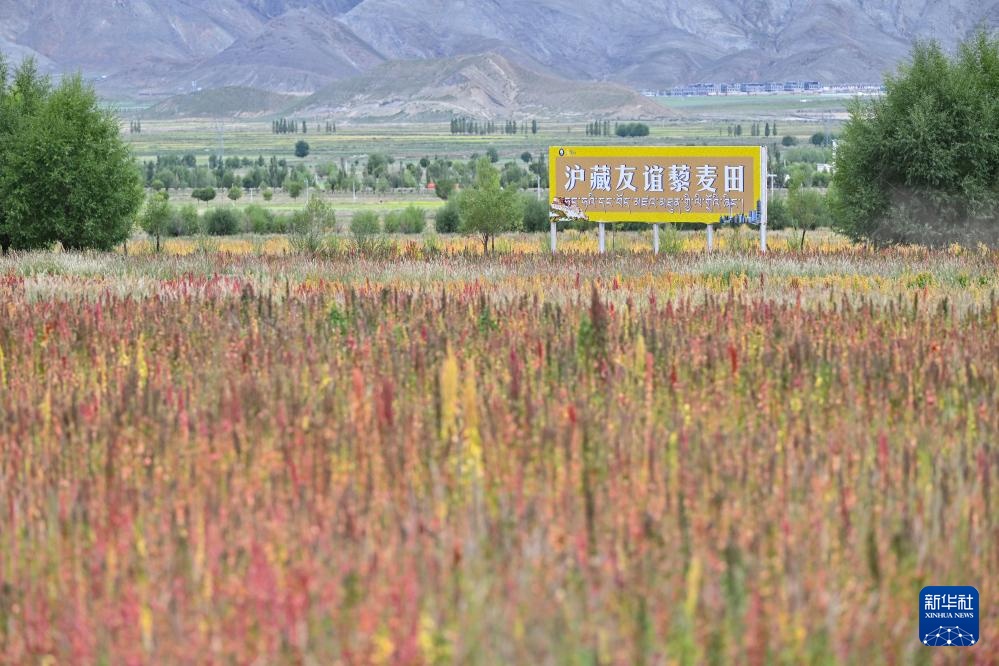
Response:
[707, 224, 714, 252]
[653, 224, 659, 255]
[598, 223, 606, 254]
[760, 146, 769, 253]
[550, 221, 557, 255]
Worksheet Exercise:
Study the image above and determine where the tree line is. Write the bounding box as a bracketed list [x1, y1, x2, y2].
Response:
[449, 117, 539, 135]
[271, 119, 338, 135]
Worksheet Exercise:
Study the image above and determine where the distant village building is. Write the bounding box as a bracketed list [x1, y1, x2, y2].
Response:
[645, 78, 874, 97]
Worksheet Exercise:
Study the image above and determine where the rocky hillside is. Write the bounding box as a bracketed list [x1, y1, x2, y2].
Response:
[340, 0, 999, 88]
[1, 0, 996, 98]
[295, 52, 671, 120]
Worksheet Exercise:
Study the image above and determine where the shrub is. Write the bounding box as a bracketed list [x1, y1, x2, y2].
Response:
[171, 204, 201, 236]
[434, 197, 461, 233]
[383, 210, 403, 234]
[243, 205, 283, 234]
[521, 194, 551, 232]
[204, 208, 240, 236]
[781, 135, 797, 147]
[658, 223, 684, 255]
[383, 206, 426, 234]
[350, 210, 381, 238]
[766, 196, 791, 231]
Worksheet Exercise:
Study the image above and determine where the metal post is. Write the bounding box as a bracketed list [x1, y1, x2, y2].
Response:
[653, 224, 660, 255]
[550, 221, 557, 255]
[598, 223, 606, 254]
[707, 224, 714, 252]
[760, 146, 769, 253]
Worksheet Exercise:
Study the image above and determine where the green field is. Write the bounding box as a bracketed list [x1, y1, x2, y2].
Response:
[124, 105, 846, 165]
[654, 93, 856, 117]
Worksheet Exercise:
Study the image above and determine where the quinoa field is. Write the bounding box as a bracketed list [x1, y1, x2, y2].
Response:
[0, 240, 996, 664]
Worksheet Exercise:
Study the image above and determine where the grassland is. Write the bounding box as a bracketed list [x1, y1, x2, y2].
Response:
[0, 235, 995, 663]
[655, 93, 854, 119]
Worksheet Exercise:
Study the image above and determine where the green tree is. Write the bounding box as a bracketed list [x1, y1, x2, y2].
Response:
[289, 196, 335, 253]
[781, 135, 797, 147]
[615, 122, 650, 138]
[227, 185, 243, 203]
[139, 192, 172, 253]
[0, 60, 143, 253]
[459, 158, 523, 254]
[295, 140, 310, 158]
[191, 187, 216, 203]
[831, 31, 999, 246]
[365, 153, 391, 177]
[286, 179, 304, 199]
[434, 178, 457, 200]
[787, 185, 828, 250]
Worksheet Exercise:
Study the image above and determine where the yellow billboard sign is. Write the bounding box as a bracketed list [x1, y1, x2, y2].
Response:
[549, 145, 767, 224]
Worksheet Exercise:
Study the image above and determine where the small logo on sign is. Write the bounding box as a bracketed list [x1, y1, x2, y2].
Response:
[920, 586, 979, 647]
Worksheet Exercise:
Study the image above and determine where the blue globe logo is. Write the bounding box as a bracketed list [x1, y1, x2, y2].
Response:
[922, 626, 976, 647]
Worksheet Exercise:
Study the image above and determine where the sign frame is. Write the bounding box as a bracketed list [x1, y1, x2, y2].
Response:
[549, 145, 768, 226]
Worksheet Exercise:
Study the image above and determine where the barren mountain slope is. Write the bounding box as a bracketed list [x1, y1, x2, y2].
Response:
[0, 0, 996, 96]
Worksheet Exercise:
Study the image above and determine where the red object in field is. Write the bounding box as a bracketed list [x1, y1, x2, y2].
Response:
[427, 182, 436, 191]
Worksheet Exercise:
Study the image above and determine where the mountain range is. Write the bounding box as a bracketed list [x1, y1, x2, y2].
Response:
[2, 0, 997, 115]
